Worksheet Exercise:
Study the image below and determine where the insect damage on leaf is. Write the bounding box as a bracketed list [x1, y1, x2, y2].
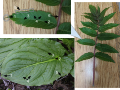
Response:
[76, 4, 120, 86]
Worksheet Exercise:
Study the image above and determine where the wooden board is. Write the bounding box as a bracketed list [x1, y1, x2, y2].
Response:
[75, 2, 119, 88]
[3, 0, 71, 34]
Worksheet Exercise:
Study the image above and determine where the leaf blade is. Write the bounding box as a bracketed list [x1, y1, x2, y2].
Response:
[96, 43, 118, 53]
[89, 5, 97, 16]
[75, 52, 94, 62]
[95, 52, 115, 63]
[77, 38, 95, 46]
[79, 27, 97, 37]
[99, 23, 119, 32]
[98, 33, 120, 40]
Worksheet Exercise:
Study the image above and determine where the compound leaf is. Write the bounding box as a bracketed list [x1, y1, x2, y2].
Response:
[57, 22, 71, 34]
[98, 23, 119, 32]
[98, 33, 120, 40]
[75, 52, 94, 62]
[79, 27, 97, 37]
[96, 43, 118, 53]
[77, 38, 95, 46]
[99, 12, 116, 26]
[35, 0, 61, 6]
[1, 39, 73, 86]
[95, 52, 115, 63]
[10, 10, 57, 29]
[81, 21, 98, 30]
[62, 0, 71, 15]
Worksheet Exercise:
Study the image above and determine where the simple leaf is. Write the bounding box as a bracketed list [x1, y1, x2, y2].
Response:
[1, 39, 73, 86]
[98, 23, 119, 32]
[95, 52, 115, 63]
[89, 5, 97, 16]
[62, 0, 71, 15]
[81, 21, 98, 30]
[10, 10, 57, 29]
[96, 43, 118, 53]
[79, 27, 97, 37]
[98, 33, 120, 40]
[75, 52, 94, 62]
[77, 38, 95, 46]
[35, 0, 61, 6]
[57, 22, 71, 34]
[98, 7, 110, 20]
[99, 12, 116, 26]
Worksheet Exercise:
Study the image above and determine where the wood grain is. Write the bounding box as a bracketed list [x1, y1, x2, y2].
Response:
[75, 2, 119, 88]
[3, 0, 71, 34]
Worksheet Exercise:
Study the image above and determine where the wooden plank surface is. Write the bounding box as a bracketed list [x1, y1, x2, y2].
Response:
[75, 2, 119, 88]
[3, 0, 71, 34]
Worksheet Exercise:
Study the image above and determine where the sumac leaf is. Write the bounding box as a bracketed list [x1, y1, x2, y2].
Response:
[77, 38, 95, 46]
[89, 5, 97, 16]
[10, 10, 57, 29]
[96, 43, 118, 53]
[81, 21, 98, 30]
[84, 15, 97, 24]
[75, 52, 94, 62]
[99, 12, 116, 26]
[95, 52, 115, 63]
[97, 6, 100, 16]
[98, 7, 110, 20]
[35, 0, 61, 6]
[79, 27, 97, 37]
[98, 33, 120, 40]
[98, 23, 119, 32]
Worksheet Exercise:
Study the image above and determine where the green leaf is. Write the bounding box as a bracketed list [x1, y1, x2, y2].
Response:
[95, 52, 115, 63]
[84, 15, 97, 24]
[98, 7, 110, 20]
[1, 39, 73, 86]
[57, 22, 71, 34]
[0, 38, 31, 72]
[98, 33, 120, 40]
[81, 21, 98, 30]
[62, 0, 71, 15]
[70, 66, 74, 77]
[84, 13, 97, 20]
[97, 6, 100, 16]
[89, 5, 97, 16]
[96, 43, 118, 53]
[99, 12, 116, 26]
[79, 27, 97, 37]
[75, 52, 94, 62]
[35, 0, 61, 6]
[99, 23, 119, 32]
[77, 38, 95, 46]
[10, 10, 57, 29]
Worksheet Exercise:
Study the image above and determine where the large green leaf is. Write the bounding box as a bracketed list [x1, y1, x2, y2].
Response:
[57, 22, 71, 34]
[1, 39, 73, 86]
[79, 27, 97, 37]
[81, 21, 98, 30]
[77, 38, 95, 46]
[95, 52, 115, 63]
[62, 0, 71, 15]
[0, 38, 30, 72]
[96, 43, 118, 53]
[99, 12, 115, 26]
[75, 52, 94, 62]
[10, 10, 57, 29]
[98, 23, 119, 32]
[89, 5, 97, 16]
[98, 7, 110, 20]
[35, 0, 61, 6]
[98, 33, 120, 40]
